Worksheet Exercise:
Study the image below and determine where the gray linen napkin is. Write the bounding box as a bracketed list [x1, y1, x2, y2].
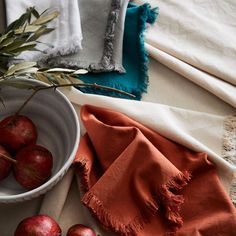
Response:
[47, 0, 129, 73]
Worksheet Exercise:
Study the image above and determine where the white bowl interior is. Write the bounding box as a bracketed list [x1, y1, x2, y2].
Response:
[0, 80, 79, 201]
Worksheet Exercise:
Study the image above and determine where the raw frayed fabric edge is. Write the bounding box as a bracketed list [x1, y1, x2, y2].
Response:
[9, 36, 82, 67]
[137, 3, 158, 98]
[47, 0, 124, 73]
[77, 157, 190, 236]
[74, 159, 91, 193]
[77, 4, 159, 100]
[40, 37, 82, 65]
[90, 0, 123, 72]
[222, 115, 236, 205]
[161, 170, 191, 236]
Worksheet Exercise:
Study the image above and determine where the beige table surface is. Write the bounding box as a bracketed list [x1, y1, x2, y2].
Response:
[0, 0, 235, 235]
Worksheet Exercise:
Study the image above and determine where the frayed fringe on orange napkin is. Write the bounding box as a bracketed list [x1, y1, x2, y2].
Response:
[74, 105, 236, 236]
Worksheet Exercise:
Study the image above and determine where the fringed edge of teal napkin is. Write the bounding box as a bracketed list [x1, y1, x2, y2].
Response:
[222, 115, 236, 206]
[137, 3, 158, 99]
[77, 3, 158, 100]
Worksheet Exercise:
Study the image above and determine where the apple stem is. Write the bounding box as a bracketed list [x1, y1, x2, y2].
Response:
[15, 82, 136, 115]
[0, 152, 17, 164]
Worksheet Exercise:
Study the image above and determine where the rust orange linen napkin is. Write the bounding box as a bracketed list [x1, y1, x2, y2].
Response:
[74, 105, 236, 235]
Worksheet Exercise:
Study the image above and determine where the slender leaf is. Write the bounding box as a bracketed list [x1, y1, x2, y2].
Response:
[5, 62, 37, 76]
[46, 74, 60, 85]
[32, 11, 60, 25]
[14, 67, 39, 75]
[33, 73, 51, 84]
[15, 25, 42, 34]
[46, 68, 76, 73]
[56, 75, 72, 85]
[0, 32, 11, 44]
[1, 39, 26, 52]
[0, 52, 15, 57]
[0, 37, 15, 48]
[10, 43, 37, 54]
[73, 69, 88, 75]
[27, 27, 54, 42]
[37, 67, 49, 71]
[5, 12, 31, 32]
[66, 74, 84, 84]
[31, 8, 40, 19]
[40, 8, 50, 17]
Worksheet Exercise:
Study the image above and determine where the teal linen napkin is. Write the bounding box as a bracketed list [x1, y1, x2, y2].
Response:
[77, 3, 158, 100]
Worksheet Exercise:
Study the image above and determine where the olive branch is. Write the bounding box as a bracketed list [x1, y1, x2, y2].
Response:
[0, 7, 135, 107]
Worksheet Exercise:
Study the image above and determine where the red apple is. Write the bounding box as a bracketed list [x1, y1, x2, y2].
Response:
[0, 115, 37, 154]
[0, 144, 12, 181]
[67, 224, 96, 236]
[13, 144, 53, 190]
[14, 214, 61, 236]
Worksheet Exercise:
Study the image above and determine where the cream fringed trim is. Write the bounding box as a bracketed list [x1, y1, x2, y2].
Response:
[222, 116, 236, 204]
[222, 116, 236, 165]
[229, 177, 236, 206]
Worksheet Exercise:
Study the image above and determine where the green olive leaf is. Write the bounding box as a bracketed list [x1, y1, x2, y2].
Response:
[15, 25, 42, 34]
[72, 69, 88, 75]
[0, 39, 26, 52]
[5, 11, 31, 33]
[10, 42, 37, 54]
[5, 62, 37, 76]
[27, 27, 54, 42]
[31, 8, 40, 19]
[0, 37, 15, 48]
[46, 68, 75, 73]
[14, 67, 39, 75]
[32, 11, 60, 25]
[33, 72, 51, 84]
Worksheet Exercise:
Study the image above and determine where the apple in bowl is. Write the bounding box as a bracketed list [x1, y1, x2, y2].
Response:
[0, 79, 80, 203]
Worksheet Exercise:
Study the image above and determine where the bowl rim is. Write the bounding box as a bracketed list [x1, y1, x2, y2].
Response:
[0, 78, 80, 202]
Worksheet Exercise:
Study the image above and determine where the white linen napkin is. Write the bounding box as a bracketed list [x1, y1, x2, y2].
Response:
[5, 0, 82, 63]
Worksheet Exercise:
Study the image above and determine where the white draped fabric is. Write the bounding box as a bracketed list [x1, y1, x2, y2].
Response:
[136, 0, 236, 107]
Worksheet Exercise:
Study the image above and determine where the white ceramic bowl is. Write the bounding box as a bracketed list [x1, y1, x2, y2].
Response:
[0, 79, 80, 203]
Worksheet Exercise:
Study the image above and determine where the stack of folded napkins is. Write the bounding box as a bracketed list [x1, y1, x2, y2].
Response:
[6, 0, 158, 100]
